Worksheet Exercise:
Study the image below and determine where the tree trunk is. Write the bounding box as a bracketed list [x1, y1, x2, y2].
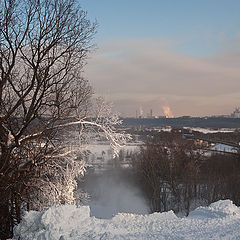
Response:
[0, 149, 14, 239]
[0, 202, 12, 240]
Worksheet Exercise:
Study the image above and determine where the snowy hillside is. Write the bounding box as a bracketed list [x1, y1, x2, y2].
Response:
[12, 200, 240, 240]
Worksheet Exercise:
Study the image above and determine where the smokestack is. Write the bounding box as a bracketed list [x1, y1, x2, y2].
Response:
[139, 106, 144, 118]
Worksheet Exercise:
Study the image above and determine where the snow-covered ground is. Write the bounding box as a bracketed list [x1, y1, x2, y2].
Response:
[210, 143, 239, 153]
[12, 200, 240, 240]
[86, 142, 142, 167]
[183, 127, 236, 134]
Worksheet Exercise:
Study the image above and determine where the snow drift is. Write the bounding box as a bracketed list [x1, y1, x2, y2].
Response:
[12, 200, 240, 240]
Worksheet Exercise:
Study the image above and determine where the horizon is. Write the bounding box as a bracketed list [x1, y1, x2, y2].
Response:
[119, 110, 238, 118]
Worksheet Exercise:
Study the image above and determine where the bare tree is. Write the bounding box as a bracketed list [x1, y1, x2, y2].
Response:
[0, 0, 129, 238]
[132, 133, 201, 214]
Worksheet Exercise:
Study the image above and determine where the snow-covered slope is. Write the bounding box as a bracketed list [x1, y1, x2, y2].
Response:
[12, 200, 240, 240]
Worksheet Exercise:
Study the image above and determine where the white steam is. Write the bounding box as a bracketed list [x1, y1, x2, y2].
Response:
[162, 105, 174, 118]
[81, 169, 149, 218]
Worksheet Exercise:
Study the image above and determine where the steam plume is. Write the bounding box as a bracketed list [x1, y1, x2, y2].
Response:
[162, 106, 174, 118]
[139, 106, 144, 117]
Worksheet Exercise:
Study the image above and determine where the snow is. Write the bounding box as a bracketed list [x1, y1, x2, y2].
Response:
[152, 127, 172, 132]
[183, 127, 236, 134]
[86, 143, 141, 166]
[210, 143, 238, 153]
[12, 200, 240, 240]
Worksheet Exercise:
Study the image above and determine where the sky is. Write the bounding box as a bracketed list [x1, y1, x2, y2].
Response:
[79, 0, 240, 117]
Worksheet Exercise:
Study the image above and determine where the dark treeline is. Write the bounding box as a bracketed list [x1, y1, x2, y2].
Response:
[191, 129, 240, 144]
[132, 132, 240, 215]
[122, 117, 240, 128]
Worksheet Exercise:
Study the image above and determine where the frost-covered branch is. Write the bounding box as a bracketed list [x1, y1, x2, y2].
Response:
[0, 0, 129, 238]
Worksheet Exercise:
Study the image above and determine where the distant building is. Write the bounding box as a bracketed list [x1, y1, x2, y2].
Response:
[147, 109, 154, 119]
[231, 107, 240, 118]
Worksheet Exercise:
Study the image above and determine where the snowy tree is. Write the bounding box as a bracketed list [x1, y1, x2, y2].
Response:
[0, 0, 129, 238]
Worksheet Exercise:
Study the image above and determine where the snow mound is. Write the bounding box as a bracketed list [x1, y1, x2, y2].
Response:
[13, 200, 240, 240]
[14, 205, 91, 240]
[189, 200, 240, 219]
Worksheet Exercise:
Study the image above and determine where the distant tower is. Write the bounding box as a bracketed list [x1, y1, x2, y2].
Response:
[150, 109, 153, 118]
[231, 107, 240, 118]
[139, 106, 144, 118]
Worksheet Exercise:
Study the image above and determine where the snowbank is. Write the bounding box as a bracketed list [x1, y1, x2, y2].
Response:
[13, 200, 240, 240]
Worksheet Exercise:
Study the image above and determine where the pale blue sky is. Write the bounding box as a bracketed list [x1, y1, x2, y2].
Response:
[79, 1, 240, 117]
[80, 0, 240, 56]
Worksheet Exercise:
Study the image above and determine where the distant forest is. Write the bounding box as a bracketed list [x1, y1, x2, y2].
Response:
[122, 117, 240, 128]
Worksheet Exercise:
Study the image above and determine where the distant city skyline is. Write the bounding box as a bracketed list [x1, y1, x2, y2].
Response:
[80, 0, 240, 117]
[133, 106, 240, 119]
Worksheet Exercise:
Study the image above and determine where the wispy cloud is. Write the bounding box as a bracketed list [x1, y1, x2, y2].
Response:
[85, 38, 240, 117]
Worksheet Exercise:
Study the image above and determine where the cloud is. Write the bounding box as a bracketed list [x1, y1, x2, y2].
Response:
[84, 38, 240, 117]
